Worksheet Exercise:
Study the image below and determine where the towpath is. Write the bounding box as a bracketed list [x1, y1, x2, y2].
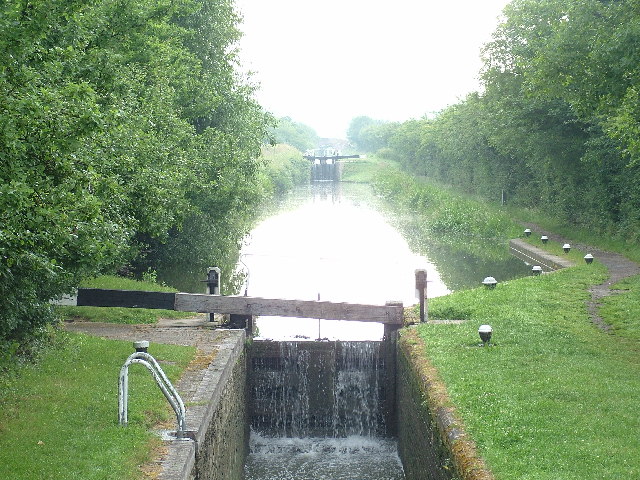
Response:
[523, 223, 640, 331]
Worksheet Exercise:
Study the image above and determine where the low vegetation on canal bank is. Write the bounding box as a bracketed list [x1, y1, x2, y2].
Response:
[0, 333, 194, 479]
[416, 261, 639, 479]
[373, 167, 522, 242]
[370, 163, 639, 478]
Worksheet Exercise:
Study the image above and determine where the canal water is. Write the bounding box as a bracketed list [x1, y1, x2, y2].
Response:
[239, 182, 449, 341]
[239, 182, 527, 340]
[240, 182, 529, 480]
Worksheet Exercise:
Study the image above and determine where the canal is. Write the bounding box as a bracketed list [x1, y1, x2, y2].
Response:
[239, 181, 529, 480]
[239, 181, 528, 340]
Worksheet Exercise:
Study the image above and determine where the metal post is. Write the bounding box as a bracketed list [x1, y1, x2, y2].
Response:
[205, 267, 220, 322]
[415, 269, 427, 323]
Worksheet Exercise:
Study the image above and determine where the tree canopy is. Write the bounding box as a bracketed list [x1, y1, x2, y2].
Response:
[270, 117, 319, 152]
[360, 0, 640, 243]
[0, 0, 271, 343]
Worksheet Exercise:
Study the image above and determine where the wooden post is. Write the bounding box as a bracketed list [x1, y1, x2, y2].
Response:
[415, 269, 427, 323]
[383, 300, 403, 436]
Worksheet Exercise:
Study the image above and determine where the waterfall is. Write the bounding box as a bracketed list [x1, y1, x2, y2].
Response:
[250, 341, 386, 438]
[250, 342, 311, 437]
[332, 342, 383, 438]
[246, 340, 404, 479]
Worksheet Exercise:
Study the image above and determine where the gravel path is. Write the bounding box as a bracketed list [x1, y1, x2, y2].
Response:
[523, 223, 640, 331]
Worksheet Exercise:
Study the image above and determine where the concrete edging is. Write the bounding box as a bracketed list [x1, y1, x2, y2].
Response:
[159, 330, 247, 480]
[509, 238, 573, 272]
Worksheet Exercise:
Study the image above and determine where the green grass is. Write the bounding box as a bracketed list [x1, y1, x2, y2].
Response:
[506, 204, 640, 263]
[599, 274, 640, 341]
[0, 333, 195, 479]
[56, 275, 200, 324]
[417, 262, 640, 479]
[517, 234, 640, 341]
[373, 168, 523, 241]
[340, 155, 400, 183]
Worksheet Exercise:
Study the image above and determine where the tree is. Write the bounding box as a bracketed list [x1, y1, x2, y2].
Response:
[271, 117, 319, 152]
[0, 0, 271, 343]
[347, 116, 385, 151]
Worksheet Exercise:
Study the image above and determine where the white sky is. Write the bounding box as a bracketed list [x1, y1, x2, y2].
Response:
[234, 0, 511, 139]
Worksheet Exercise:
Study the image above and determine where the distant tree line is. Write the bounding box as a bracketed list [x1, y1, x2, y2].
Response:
[349, 0, 640, 243]
[0, 0, 273, 345]
[271, 117, 319, 152]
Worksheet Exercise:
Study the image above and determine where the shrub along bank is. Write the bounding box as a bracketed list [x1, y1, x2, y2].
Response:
[1, 0, 272, 349]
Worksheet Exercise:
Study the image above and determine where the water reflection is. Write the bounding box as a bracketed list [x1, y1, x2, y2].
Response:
[395, 216, 532, 292]
[240, 183, 448, 341]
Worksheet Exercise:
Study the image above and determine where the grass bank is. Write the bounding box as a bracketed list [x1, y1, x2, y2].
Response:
[415, 262, 639, 479]
[0, 333, 195, 479]
[372, 166, 522, 242]
[364, 163, 640, 477]
[1, 275, 198, 479]
[505, 204, 640, 263]
[340, 155, 400, 183]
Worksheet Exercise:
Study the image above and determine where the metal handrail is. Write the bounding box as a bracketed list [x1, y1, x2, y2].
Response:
[118, 347, 187, 437]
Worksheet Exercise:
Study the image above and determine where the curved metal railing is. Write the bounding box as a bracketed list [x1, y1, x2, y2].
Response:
[118, 345, 187, 437]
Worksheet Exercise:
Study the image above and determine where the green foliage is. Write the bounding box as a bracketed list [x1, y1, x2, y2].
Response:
[346, 116, 394, 152]
[373, 167, 531, 290]
[417, 262, 640, 479]
[373, 168, 522, 241]
[271, 117, 319, 152]
[373, 0, 640, 247]
[258, 144, 310, 196]
[0, 0, 271, 343]
[0, 333, 195, 479]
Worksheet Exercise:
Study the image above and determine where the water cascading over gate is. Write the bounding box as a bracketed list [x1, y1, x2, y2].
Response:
[249, 340, 389, 438]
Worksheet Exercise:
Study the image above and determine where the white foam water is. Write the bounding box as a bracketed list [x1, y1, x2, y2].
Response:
[245, 433, 405, 480]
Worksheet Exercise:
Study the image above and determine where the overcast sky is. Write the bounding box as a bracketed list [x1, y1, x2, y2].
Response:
[234, 0, 511, 139]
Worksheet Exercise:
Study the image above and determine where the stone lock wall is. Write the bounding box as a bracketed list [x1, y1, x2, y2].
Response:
[159, 330, 248, 480]
[194, 345, 248, 480]
[160, 327, 487, 480]
[396, 335, 456, 480]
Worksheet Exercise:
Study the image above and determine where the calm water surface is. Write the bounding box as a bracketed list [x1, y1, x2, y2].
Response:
[239, 182, 449, 341]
